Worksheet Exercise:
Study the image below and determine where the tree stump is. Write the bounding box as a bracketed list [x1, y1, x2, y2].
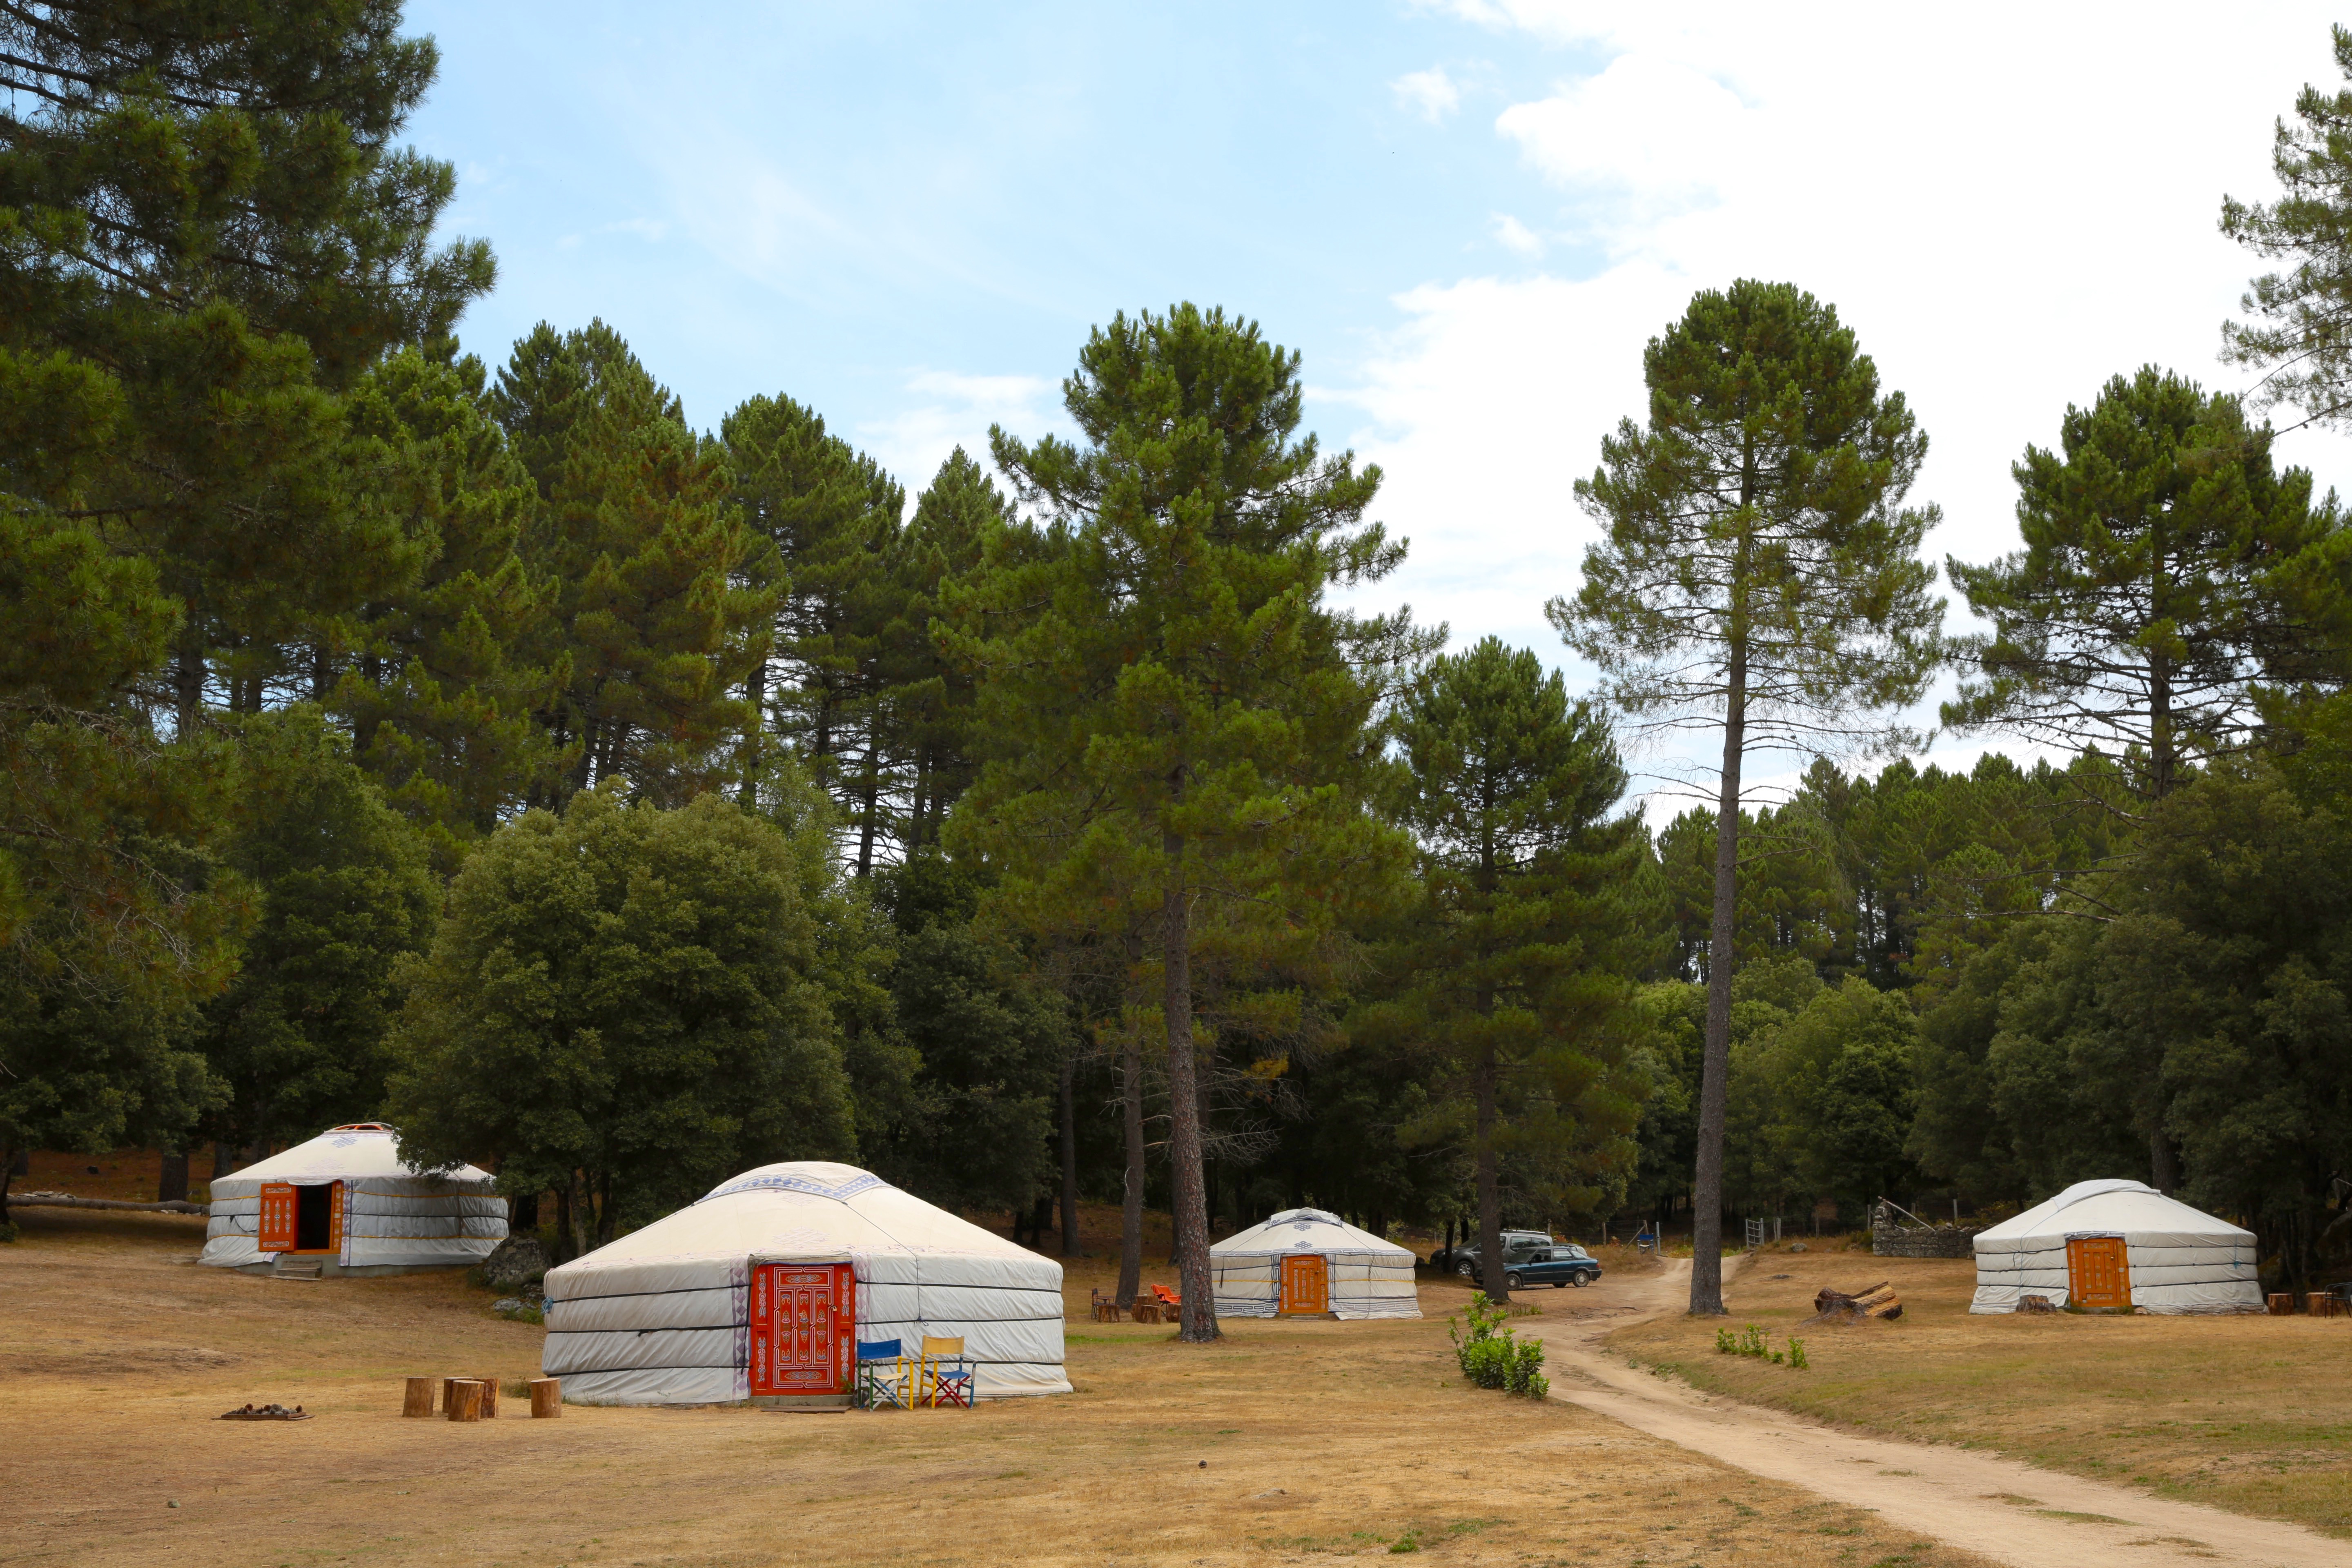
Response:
[2268, 1292, 2296, 1316]
[530, 1378, 562, 1419]
[402, 1377, 436, 1418]
[1809, 1281, 1902, 1323]
[474, 1377, 499, 1418]
[446, 1380, 483, 1422]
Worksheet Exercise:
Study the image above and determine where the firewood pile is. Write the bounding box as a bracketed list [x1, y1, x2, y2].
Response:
[1807, 1280, 1903, 1323]
[218, 1403, 310, 1420]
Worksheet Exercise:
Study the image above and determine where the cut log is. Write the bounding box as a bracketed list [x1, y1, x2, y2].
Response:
[446, 1380, 483, 1422]
[474, 1376, 499, 1419]
[2268, 1292, 2296, 1316]
[530, 1378, 562, 1419]
[402, 1377, 435, 1418]
[1808, 1281, 1903, 1323]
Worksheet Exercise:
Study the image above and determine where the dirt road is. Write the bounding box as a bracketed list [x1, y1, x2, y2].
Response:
[1532, 1257, 2348, 1568]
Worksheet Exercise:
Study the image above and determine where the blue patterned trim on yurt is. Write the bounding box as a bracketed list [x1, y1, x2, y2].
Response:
[699, 1169, 889, 1203]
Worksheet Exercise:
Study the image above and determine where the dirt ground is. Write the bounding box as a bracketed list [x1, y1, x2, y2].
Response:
[0, 1208, 2004, 1568]
[1607, 1246, 2352, 1539]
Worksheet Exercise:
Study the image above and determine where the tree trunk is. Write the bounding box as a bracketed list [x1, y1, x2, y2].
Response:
[1474, 1047, 1508, 1303]
[157, 1152, 189, 1205]
[173, 631, 205, 737]
[854, 721, 881, 876]
[1058, 1051, 1080, 1257]
[553, 1180, 576, 1264]
[740, 659, 766, 808]
[2149, 1127, 2180, 1195]
[1118, 1018, 1145, 1308]
[213, 1143, 239, 1183]
[511, 1189, 539, 1233]
[1690, 651, 1746, 1316]
[1163, 828, 1217, 1343]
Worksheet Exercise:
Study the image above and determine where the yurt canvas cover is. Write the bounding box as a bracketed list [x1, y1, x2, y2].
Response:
[1208, 1208, 1420, 1319]
[200, 1123, 506, 1272]
[1970, 1178, 2261, 1314]
[541, 1161, 1068, 1405]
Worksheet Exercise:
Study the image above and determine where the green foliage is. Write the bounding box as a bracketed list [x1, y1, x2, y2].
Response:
[1374, 637, 1657, 1274]
[2223, 24, 2352, 432]
[1715, 1323, 1806, 1368]
[386, 787, 853, 1256]
[1448, 1292, 1549, 1396]
[493, 322, 772, 804]
[1946, 368, 2338, 799]
[192, 708, 437, 1149]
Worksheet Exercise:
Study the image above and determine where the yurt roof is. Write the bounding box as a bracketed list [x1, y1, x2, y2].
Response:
[1973, 1179, 2253, 1252]
[1211, 1207, 1414, 1259]
[217, 1125, 494, 1187]
[546, 1161, 1049, 1294]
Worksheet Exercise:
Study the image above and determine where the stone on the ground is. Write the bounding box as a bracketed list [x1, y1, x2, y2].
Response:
[482, 1236, 548, 1290]
[1788, 1242, 1808, 1252]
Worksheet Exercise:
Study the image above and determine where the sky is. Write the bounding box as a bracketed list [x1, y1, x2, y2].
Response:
[406, 0, 2352, 817]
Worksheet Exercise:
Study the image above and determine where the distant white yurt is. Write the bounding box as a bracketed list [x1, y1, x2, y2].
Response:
[200, 1123, 507, 1275]
[1970, 1178, 2261, 1314]
[540, 1161, 1069, 1406]
[1208, 1208, 1421, 1320]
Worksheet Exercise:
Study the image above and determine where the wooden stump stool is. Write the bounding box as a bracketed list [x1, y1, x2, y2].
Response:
[473, 1377, 499, 1419]
[402, 1377, 436, 1418]
[2267, 1292, 2296, 1315]
[445, 1379, 484, 1422]
[529, 1378, 562, 1418]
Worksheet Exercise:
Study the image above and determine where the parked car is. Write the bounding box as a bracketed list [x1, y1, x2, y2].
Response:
[1500, 1244, 1603, 1290]
[1435, 1230, 1555, 1278]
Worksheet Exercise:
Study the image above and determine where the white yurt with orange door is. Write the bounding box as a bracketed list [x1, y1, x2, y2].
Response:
[1208, 1208, 1420, 1319]
[539, 1161, 1069, 1405]
[199, 1123, 507, 1274]
[1969, 1179, 2262, 1314]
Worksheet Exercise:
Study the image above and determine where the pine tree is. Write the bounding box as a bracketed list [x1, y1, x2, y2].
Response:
[721, 393, 905, 862]
[1552, 280, 1944, 1315]
[1376, 638, 1655, 1303]
[492, 323, 772, 804]
[2223, 24, 2352, 430]
[333, 346, 569, 867]
[1946, 368, 2336, 804]
[958, 303, 1426, 1342]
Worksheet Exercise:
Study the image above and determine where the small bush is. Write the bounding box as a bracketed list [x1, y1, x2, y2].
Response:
[1714, 1322, 1806, 1370]
[1448, 1293, 1548, 1398]
[0, 1220, 18, 1243]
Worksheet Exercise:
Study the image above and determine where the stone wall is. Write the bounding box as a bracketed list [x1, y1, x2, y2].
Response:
[1871, 1223, 1985, 1258]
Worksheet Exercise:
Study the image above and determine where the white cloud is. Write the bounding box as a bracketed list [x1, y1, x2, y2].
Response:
[1393, 66, 1463, 122]
[1491, 213, 1544, 256]
[858, 370, 1061, 504]
[1342, 2, 2352, 815]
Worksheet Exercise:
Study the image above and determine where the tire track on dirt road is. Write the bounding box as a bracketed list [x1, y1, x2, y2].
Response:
[1527, 1257, 2348, 1568]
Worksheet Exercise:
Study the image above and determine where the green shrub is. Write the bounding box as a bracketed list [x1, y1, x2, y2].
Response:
[1448, 1293, 1548, 1398]
[1713, 1321, 1806, 1370]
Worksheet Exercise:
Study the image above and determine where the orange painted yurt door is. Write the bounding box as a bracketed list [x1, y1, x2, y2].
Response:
[257, 1183, 298, 1252]
[749, 1263, 855, 1396]
[2066, 1236, 2131, 1310]
[1279, 1253, 1328, 1314]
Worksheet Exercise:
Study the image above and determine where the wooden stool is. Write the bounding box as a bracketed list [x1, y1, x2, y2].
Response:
[402, 1377, 436, 1418]
[445, 1380, 484, 1421]
[473, 1376, 499, 1418]
[530, 1377, 562, 1418]
[2268, 1292, 2296, 1315]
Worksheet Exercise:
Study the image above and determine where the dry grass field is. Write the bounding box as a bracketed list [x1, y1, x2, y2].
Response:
[0, 1207, 2008, 1568]
[1608, 1247, 2352, 1539]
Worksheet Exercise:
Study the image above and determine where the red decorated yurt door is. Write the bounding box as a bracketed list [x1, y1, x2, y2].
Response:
[257, 1181, 343, 1254]
[749, 1263, 855, 1395]
[2066, 1236, 2130, 1310]
[1280, 1253, 1328, 1314]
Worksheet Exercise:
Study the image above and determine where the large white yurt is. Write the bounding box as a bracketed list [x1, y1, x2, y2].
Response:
[540, 1161, 1069, 1406]
[200, 1123, 507, 1275]
[1970, 1178, 2262, 1314]
[1207, 1208, 1421, 1320]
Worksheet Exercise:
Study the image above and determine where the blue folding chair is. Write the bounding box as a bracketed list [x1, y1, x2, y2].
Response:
[855, 1338, 911, 1409]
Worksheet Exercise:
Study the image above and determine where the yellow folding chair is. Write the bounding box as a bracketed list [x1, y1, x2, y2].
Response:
[915, 1334, 974, 1408]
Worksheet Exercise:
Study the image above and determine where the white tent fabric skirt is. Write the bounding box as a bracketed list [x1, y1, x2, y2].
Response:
[1209, 1250, 1419, 1319]
[1969, 1179, 2262, 1314]
[541, 1248, 1069, 1405]
[202, 1183, 507, 1270]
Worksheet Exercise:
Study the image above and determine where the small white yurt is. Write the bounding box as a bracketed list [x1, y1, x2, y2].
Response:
[1208, 1208, 1421, 1320]
[200, 1123, 507, 1275]
[1970, 1178, 2262, 1314]
[540, 1161, 1069, 1406]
